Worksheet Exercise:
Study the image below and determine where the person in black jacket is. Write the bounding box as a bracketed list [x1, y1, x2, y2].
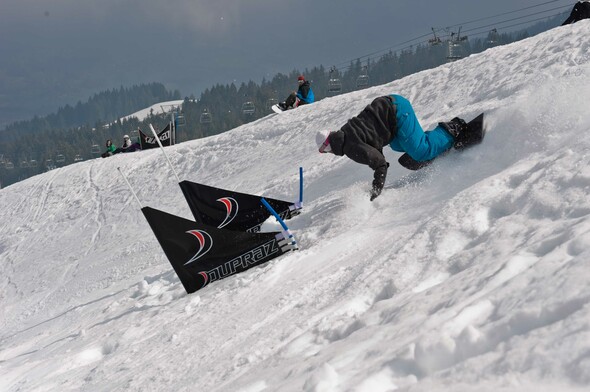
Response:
[279, 75, 315, 110]
[316, 95, 470, 201]
[562, 1, 590, 25]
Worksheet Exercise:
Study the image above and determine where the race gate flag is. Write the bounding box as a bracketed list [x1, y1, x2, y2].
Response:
[142, 206, 297, 294]
[179, 181, 302, 232]
[139, 124, 173, 150]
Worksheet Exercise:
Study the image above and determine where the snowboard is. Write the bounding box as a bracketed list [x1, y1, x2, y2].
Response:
[398, 113, 486, 171]
[271, 104, 286, 114]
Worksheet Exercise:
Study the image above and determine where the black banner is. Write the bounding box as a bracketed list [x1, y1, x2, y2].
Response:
[179, 181, 300, 233]
[142, 207, 296, 294]
[139, 124, 172, 150]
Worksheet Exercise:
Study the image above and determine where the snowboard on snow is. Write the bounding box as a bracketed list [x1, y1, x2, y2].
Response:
[271, 104, 287, 114]
[272, 101, 302, 113]
[398, 112, 486, 171]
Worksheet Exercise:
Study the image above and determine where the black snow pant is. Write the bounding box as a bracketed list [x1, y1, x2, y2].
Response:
[285, 93, 298, 108]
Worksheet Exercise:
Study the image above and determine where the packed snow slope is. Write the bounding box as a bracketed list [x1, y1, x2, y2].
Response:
[2, 22, 590, 392]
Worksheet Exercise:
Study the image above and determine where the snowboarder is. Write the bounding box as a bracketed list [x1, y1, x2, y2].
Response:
[316, 94, 473, 201]
[101, 139, 116, 158]
[278, 75, 315, 111]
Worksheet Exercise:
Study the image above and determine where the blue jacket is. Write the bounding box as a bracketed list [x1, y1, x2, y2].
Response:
[296, 81, 315, 104]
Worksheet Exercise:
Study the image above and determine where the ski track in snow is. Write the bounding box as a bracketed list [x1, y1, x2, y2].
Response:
[1, 21, 590, 392]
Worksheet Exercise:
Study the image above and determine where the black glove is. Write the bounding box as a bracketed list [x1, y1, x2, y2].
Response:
[370, 187, 382, 201]
[370, 163, 388, 201]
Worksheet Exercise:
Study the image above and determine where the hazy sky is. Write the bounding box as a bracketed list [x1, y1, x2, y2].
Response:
[0, 0, 573, 126]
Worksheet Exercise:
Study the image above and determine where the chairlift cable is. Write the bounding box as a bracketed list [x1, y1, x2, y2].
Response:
[331, 0, 572, 71]
[444, 0, 570, 28]
[330, 4, 572, 74]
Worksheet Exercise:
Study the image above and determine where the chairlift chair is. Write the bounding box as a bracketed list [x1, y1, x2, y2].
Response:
[327, 66, 342, 95]
[29, 159, 38, 168]
[447, 29, 465, 62]
[356, 66, 370, 89]
[74, 155, 83, 162]
[200, 108, 212, 124]
[328, 78, 342, 94]
[5, 160, 14, 170]
[356, 75, 369, 89]
[429, 37, 442, 45]
[451, 27, 468, 44]
[20, 160, 29, 169]
[56, 154, 66, 164]
[429, 28, 442, 45]
[242, 101, 255, 116]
